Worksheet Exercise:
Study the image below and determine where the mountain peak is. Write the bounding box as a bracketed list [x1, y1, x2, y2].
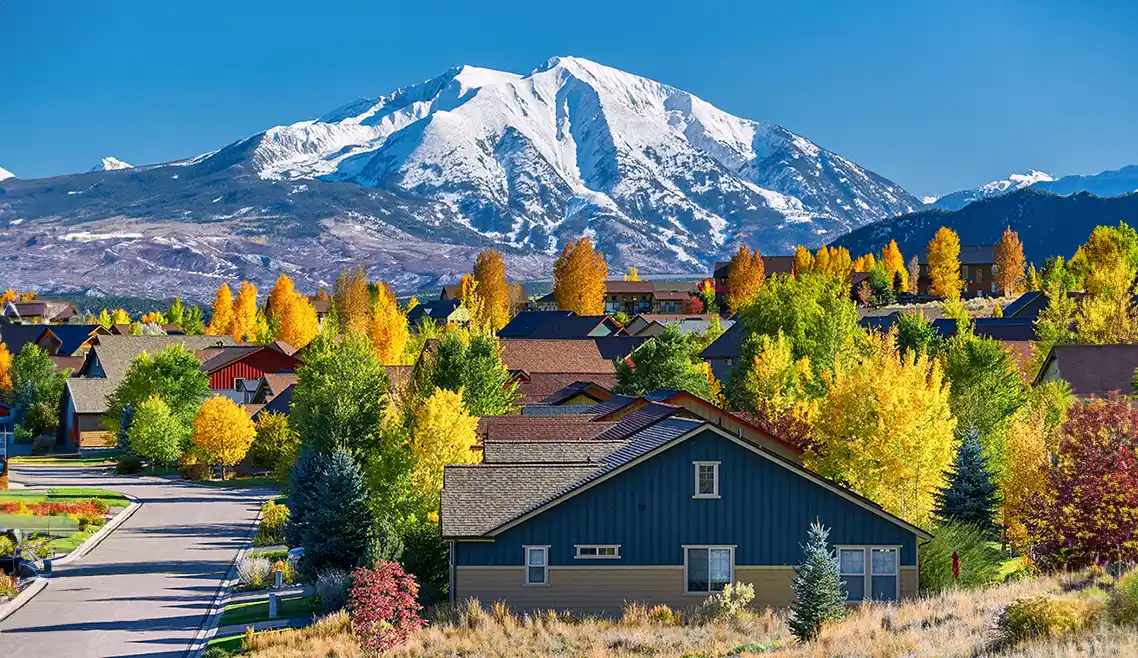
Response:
[90, 157, 133, 172]
[0, 166, 13, 181]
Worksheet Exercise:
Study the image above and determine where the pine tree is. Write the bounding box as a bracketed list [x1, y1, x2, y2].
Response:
[933, 432, 1000, 534]
[472, 249, 511, 332]
[302, 449, 377, 577]
[927, 227, 963, 301]
[994, 226, 1026, 296]
[553, 237, 608, 315]
[789, 521, 846, 643]
[207, 283, 235, 336]
[286, 449, 326, 548]
[116, 403, 135, 452]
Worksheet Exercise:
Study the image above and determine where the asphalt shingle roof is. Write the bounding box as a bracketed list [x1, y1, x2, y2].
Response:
[1040, 344, 1138, 396]
[481, 439, 627, 464]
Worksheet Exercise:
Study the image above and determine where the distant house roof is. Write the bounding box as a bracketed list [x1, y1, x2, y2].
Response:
[604, 281, 655, 295]
[2, 299, 77, 322]
[499, 338, 644, 374]
[0, 324, 104, 356]
[629, 315, 734, 336]
[499, 312, 622, 339]
[713, 256, 795, 280]
[918, 245, 996, 265]
[514, 372, 618, 405]
[539, 380, 614, 405]
[1035, 344, 1138, 397]
[698, 320, 746, 360]
[1001, 290, 1087, 322]
[931, 318, 1040, 342]
[439, 285, 463, 301]
[253, 373, 299, 403]
[252, 383, 296, 421]
[408, 299, 465, 322]
[498, 311, 575, 338]
[650, 290, 690, 301]
[310, 297, 332, 314]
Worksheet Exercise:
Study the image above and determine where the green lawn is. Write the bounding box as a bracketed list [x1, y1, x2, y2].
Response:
[219, 595, 318, 628]
[0, 487, 131, 556]
[204, 634, 245, 656]
[11, 451, 123, 467]
[248, 548, 288, 562]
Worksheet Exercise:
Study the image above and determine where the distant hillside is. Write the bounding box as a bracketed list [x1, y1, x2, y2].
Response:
[829, 189, 1138, 265]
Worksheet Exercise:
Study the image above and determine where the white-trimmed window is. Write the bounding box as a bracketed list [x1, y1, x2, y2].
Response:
[685, 546, 733, 593]
[837, 546, 900, 602]
[693, 461, 720, 498]
[575, 545, 620, 559]
[524, 546, 548, 585]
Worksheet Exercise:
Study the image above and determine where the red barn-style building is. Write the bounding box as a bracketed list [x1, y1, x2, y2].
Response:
[198, 343, 303, 402]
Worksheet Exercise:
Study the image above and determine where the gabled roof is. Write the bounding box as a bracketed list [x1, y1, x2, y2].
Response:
[499, 312, 623, 339]
[0, 324, 103, 356]
[498, 311, 576, 338]
[931, 318, 1039, 342]
[514, 372, 617, 405]
[539, 380, 614, 405]
[477, 416, 617, 441]
[257, 373, 299, 400]
[481, 440, 627, 464]
[252, 383, 296, 421]
[520, 405, 600, 417]
[1034, 344, 1138, 396]
[499, 339, 621, 374]
[409, 299, 464, 321]
[698, 319, 745, 360]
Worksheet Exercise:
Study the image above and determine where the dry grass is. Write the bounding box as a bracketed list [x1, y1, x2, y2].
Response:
[244, 573, 1138, 658]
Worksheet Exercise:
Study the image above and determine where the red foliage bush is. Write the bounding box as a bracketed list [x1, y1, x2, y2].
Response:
[1027, 395, 1138, 569]
[347, 561, 426, 652]
[0, 500, 103, 517]
[683, 295, 704, 314]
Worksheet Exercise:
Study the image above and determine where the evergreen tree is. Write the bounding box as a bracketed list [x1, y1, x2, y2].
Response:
[286, 449, 325, 548]
[789, 521, 846, 643]
[116, 403, 136, 452]
[933, 432, 1000, 534]
[302, 449, 377, 577]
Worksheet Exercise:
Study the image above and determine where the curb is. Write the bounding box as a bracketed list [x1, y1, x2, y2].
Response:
[0, 577, 48, 623]
[213, 615, 312, 639]
[53, 493, 142, 565]
[184, 497, 269, 658]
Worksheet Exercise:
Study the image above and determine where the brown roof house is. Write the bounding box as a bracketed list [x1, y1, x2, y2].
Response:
[917, 245, 998, 297]
[2, 299, 78, 324]
[1034, 344, 1138, 398]
[60, 335, 237, 449]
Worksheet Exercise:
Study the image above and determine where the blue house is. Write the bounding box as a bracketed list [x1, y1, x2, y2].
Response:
[442, 417, 930, 614]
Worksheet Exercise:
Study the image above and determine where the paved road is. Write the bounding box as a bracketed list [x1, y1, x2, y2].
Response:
[0, 465, 269, 658]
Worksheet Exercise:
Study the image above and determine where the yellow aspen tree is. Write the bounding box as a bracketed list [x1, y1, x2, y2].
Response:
[793, 245, 814, 275]
[459, 273, 490, 333]
[207, 283, 235, 336]
[553, 237, 608, 315]
[472, 249, 511, 332]
[907, 255, 920, 294]
[279, 293, 319, 350]
[828, 246, 853, 280]
[926, 226, 963, 301]
[813, 246, 831, 276]
[267, 274, 297, 322]
[808, 333, 956, 526]
[411, 387, 480, 498]
[881, 240, 907, 291]
[726, 245, 765, 314]
[229, 281, 259, 341]
[111, 308, 131, 325]
[624, 266, 640, 282]
[367, 282, 409, 364]
[1076, 256, 1138, 343]
[1001, 405, 1051, 551]
[0, 342, 11, 395]
[191, 395, 256, 474]
[0, 290, 17, 304]
[994, 226, 1026, 296]
[333, 265, 371, 332]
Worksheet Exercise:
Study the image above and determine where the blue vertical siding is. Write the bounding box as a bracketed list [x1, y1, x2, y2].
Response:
[457, 429, 919, 567]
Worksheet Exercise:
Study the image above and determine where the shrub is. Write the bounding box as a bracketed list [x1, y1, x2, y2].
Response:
[255, 501, 290, 546]
[115, 453, 142, 474]
[315, 568, 352, 614]
[73, 512, 107, 532]
[399, 518, 448, 605]
[461, 598, 489, 630]
[31, 435, 55, 455]
[692, 581, 755, 624]
[13, 425, 33, 444]
[919, 521, 1005, 593]
[729, 643, 779, 655]
[648, 604, 678, 626]
[0, 574, 17, 600]
[620, 601, 649, 626]
[1111, 569, 1138, 625]
[997, 595, 1101, 645]
[271, 559, 298, 586]
[347, 561, 426, 653]
[0, 536, 15, 556]
[237, 556, 272, 589]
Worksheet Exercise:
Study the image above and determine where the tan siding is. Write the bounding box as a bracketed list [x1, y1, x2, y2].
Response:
[901, 566, 918, 599]
[79, 431, 115, 448]
[735, 567, 797, 607]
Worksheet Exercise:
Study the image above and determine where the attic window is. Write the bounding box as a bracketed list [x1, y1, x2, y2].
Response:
[693, 461, 720, 498]
[575, 545, 620, 559]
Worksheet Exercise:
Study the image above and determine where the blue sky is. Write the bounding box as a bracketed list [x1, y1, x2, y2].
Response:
[1, 0, 1135, 196]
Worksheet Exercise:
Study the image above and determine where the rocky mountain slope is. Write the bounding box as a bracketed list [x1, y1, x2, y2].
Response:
[0, 57, 919, 301]
[831, 188, 1138, 265]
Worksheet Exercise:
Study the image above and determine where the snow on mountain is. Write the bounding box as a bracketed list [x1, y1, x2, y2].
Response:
[0, 166, 14, 181]
[1035, 165, 1138, 198]
[90, 157, 133, 172]
[932, 170, 1054, 210]
[231, 56, 918, 262]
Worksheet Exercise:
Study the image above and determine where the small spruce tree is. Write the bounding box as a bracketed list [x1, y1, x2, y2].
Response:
[933, 431, 1000, 534]
[116, 403, 135, 452]
[286, 449, 325, 549]
[301, 449, 377, 577]
[789, 521, 846, 643]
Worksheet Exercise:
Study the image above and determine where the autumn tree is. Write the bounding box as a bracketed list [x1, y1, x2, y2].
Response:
[458, 273, 489, 334]
[111, 308, 131, 325]
[251, 410, 300, 483]
[191, 395, 257, 475]
[1076, 254, 1138, 344]
[228, 281, 259, 341]
[1031, 282, 1078, 376]
[624, 266, 640, 282]
[906, 255, 920, 294]
[417, 332, 518, 417]
[725, 245, 765, 314]
[881, 240, 907, 292]
[926, 227, 962, 301]
[553, 237, 607, 315]
[994, 226, 1026, 296]
[737, 332, 814, 448]
[279, 293, 319, 350]
[207, 283, 235, 336]
[410, 388, 479, 504]
[793, 245, 814, 275]
[697, 279, 717, 315]
[808, 332, 956, 526]
[334, 265, 372, 332]
[105, 345, 210, 437]
[614, 325, 713, 400]
[367, 282, 409, 365]
[472, 249, 511, 332]
[0, 342, 11, 397]
[1027, 395, 1138, 568]
[268, 274, 297, 323]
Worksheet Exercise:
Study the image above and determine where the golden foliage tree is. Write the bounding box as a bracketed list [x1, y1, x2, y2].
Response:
[0, 290, 17, 305]
[1001, 404, 1051, 550]
[793, 245, 814, 275]
[267, 274, 297, 322]
[459, 273, 489, 334]
[333, 265, 371, 332]
[472, 249, 511, 332]
[410, 388, 480, 499]
[553, 237, 608, 315]
[852, 253, 877, 272]
[739, 332, 814, 436]
[907, 255, 920, 294]
[111, 308, 131, 325]
[812, 246, 852, 280]
[808, 332, 956, 526]
[0, 342, 11, 395]
[191, 395, 256, 471]
[229, 281, 260, 341]
[279, 293, 319, 350]
[1076, 256, 1138, 343]
[366, 282, 409, 365]
[624, 266, 640, 282]
[881, 240, 907, 292]
[926, 226, 962, 301]
[726, 245, 765, 314]
[994, 226, 1026, 296]
[207, 284, 234, 336]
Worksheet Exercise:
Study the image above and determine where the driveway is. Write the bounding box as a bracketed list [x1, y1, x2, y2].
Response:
[0, 465, 270, 657]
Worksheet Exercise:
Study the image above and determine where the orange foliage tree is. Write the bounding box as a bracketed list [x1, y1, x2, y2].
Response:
[881, 240, 908, 292]
[334, 265, 372, 332]
[207, 283, 235, 336]
[367, 282, 409, 365]
[472, 249, 511, 332]
[725, 245, 765, 314]
[553, 237, 608, 315]
[994, 226, 1026, 296]
[191, 395, 257, 474]
[230, 281, 259, 341]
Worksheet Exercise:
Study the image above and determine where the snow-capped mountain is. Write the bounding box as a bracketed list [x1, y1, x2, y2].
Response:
[1035, 165, 1138, 198]
[0, 56, 919, 300]
[0, 166, 13, 181]
[90, 157, 133, 172]
[930, 170, 1054, 210]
